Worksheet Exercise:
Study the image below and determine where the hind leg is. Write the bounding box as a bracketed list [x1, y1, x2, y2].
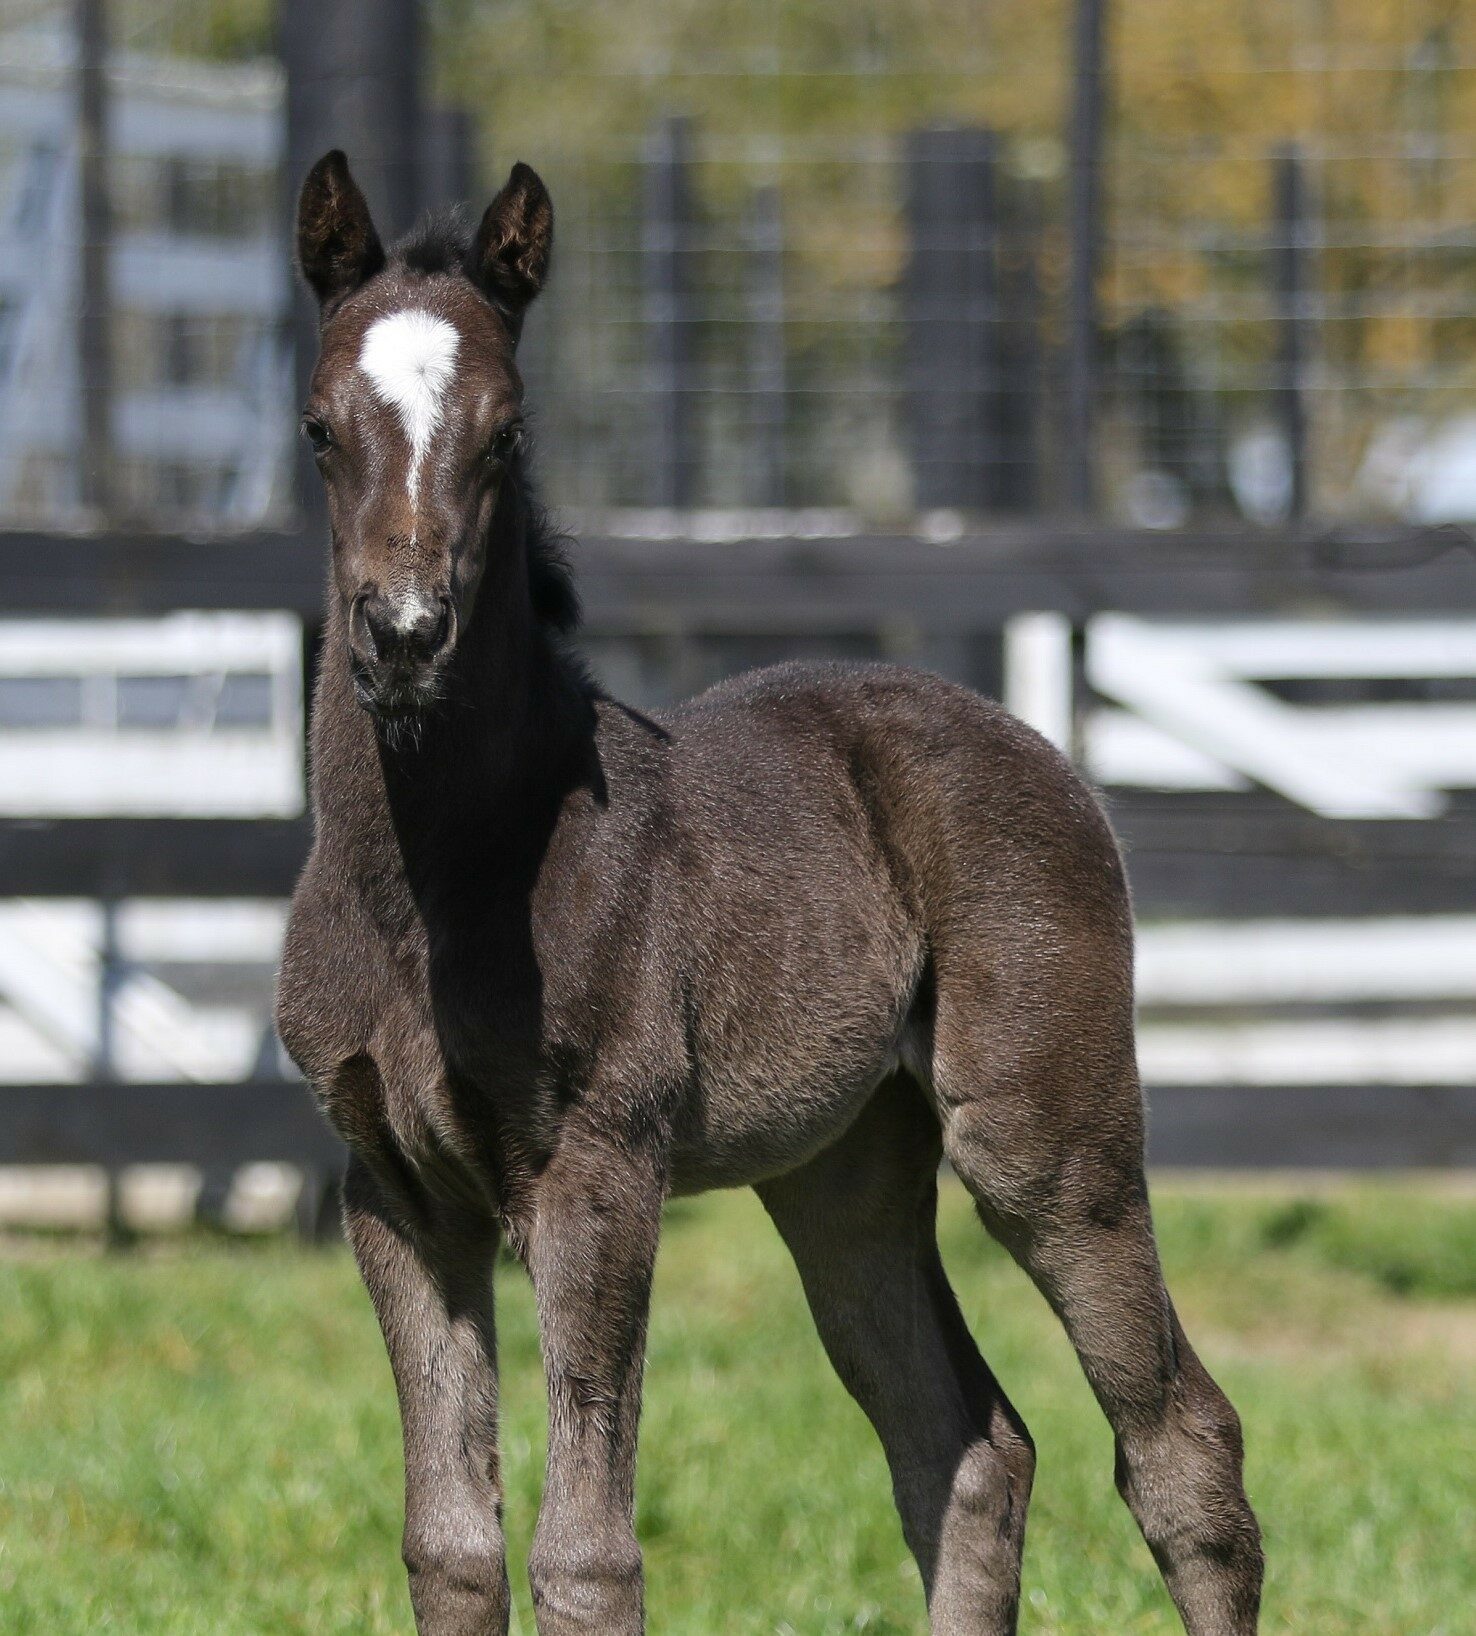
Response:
[937, 1034, 1262, 1636]
[757, 1075, 1035, 1635]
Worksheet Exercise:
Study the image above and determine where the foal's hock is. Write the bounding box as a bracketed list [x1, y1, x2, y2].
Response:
[276, 150, 1263, 1636]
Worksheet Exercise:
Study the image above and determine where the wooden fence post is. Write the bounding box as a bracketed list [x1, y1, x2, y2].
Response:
[281, 0, 424, 515]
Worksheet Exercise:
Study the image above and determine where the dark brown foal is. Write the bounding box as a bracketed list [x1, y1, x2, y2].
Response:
[275, 150, 1262, 1636]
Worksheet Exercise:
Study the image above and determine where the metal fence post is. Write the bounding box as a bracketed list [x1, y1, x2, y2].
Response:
[95, 896, 129, 1243]
[996, 175, 1043, 512]
[748, 183, 787, 508]
[642, 115, 698, 509]
[1273, 141, 1310, 522]
[75, 0, 113, 519]
[421, 106, 475, 216]
[903, 125, 1001, 511]
[1065, 0, 1109, 516]
[94, 897, 121, 1088]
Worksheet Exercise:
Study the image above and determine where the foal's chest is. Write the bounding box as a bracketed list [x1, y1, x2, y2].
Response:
[276, 866, 567, 1196]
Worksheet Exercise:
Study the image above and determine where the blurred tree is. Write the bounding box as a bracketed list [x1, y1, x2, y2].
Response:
[140, 0, 1476, 513]
[119, 0, 272, 58]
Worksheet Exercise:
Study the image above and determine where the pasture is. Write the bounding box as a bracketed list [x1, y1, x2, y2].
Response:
[1, 1178, 1472, 1636]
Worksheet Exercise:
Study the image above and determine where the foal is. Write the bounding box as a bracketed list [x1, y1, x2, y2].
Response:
[276, 150, 1262, 1636]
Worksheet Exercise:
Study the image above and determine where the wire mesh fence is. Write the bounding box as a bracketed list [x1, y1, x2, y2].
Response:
[1, 0, 1475, 530]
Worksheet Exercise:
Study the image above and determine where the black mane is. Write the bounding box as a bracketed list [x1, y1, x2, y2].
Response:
[519, 477, 582, 635]
[392, 207, 474, 278]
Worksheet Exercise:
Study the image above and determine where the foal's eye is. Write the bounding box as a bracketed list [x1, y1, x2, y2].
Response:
[486, 423, 523, 465]
[301, 415, 332, 456]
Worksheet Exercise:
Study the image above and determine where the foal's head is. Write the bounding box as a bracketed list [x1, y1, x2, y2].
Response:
[296, 150, 556, 724]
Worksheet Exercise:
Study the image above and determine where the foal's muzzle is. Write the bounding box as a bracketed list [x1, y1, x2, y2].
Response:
[348, 589, 456, 717]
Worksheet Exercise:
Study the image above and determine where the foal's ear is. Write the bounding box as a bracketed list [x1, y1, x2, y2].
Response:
[467, 163, 553, 339]
[296, 150, 386, 313]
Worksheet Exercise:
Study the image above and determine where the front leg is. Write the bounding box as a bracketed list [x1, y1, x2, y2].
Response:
[342, 1157, 509, 1636]
[525, 1132, 664, 1635]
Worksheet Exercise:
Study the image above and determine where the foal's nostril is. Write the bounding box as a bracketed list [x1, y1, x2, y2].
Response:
[426, 598, 453, 656]
[349, 590, 378, 660]
[358, 593, 452, 667]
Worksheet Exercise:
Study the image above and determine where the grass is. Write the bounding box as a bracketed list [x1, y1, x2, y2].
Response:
[1, 1180, 1474, 1635]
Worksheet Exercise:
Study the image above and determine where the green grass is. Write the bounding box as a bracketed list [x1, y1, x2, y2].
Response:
[2, 1181, 1474, 1635]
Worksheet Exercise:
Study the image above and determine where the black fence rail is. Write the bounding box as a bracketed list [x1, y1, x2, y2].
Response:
[1, 518, 1473, 1226]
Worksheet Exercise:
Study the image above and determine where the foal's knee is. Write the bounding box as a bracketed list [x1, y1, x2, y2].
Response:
[957, 1423, 1035, 1530]
[999, 1416, 1037, 1501]
[902, 1422, 1035, 1568]
[403, 1524, 510, 1635]
[527, 1529, 644, 1634]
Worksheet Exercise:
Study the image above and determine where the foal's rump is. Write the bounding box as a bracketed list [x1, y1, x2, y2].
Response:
[674, 658, 1133, 972]
[659, 661, 1140, 1190]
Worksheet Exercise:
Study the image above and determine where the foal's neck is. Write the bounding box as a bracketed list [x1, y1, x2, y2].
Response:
[310, 484, 595, 910]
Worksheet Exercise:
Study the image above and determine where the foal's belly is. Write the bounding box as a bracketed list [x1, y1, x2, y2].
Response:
[664, 934, 919, 1195]
[665, 1054, 901, 1195]
[653, 805, 923, 1192]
